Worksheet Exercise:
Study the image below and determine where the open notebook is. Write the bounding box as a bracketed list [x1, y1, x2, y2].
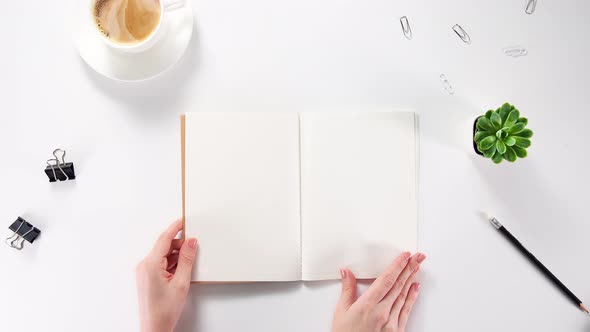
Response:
[181, 112, 418, 282]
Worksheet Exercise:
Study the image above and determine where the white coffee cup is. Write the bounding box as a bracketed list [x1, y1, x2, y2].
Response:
[90, 0, 185, 53]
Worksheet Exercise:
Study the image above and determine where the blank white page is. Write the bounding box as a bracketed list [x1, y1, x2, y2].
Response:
[300, 112, 418, 280]
[185, 113, 301, 282]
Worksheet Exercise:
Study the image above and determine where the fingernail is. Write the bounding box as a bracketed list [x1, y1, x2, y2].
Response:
[417, 253, 426, 263]
[188, 238, 198, 249]
[340, 268, 347, 280]
[402, 252, 412, 261]
[416, 283, 421, 291]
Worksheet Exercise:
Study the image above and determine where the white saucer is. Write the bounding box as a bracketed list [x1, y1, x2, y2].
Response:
[72, 1, 194, 82]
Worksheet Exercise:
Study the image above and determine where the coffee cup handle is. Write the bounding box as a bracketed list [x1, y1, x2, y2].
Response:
[163, 0, 185, 12]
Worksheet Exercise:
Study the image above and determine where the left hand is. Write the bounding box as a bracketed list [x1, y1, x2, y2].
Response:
[136, 219, 198, 332]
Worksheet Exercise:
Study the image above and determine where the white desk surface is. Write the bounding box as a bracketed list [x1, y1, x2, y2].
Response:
[2, 0, 590, 331]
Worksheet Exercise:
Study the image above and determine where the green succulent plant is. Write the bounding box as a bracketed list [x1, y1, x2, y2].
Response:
[474, 102, 533, 164]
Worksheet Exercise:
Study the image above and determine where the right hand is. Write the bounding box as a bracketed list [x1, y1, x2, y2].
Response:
[331, 252, 426, 332]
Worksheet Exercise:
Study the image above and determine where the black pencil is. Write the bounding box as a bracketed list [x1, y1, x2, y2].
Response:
[488, 215, 588, 314]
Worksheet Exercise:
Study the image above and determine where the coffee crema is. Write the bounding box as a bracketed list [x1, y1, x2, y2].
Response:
[94, 0, 161, 44]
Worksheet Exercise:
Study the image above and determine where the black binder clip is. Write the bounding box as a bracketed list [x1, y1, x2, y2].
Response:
[6, 217, 41, 250]
[45, 149, 75, 182]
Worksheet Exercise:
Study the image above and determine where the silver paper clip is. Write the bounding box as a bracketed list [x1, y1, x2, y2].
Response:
[503, 45, 528, 57]
[525, 0, 537, 14]
[452, 24, 471, 44]
[440, 74, 455, 95]
[400, 16, 412, 40]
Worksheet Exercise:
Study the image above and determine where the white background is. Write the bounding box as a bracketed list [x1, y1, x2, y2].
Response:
[2, 0, 590, 331]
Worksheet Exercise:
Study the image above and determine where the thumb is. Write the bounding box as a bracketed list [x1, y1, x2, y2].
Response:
[173, 238, 198, 286]
[337, 268, 357, 311]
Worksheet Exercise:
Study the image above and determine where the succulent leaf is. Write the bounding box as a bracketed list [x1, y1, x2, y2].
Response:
[501, 103, 512, 112]
[505, 136, 516, 146]
[512, 145, 528, 158]
[490, 112, 502, 130]
[499, 103, 512, 122]
[485, 110, 494, 119]
[503, 146, 517, 162]
[477, 117, 495, 132]
[517, 117, 528, 126]
[496, 139, 507, 154]
[504, 110, 520, 127]
[506, 123, 526, 134]
[514, 137, 531, 148]
[482, 145, 496, 158]
[514, 129, 533, 138]
[479, 136, 497, 150]
[474, 131, 491, 143]
[492, 151, 503, 164]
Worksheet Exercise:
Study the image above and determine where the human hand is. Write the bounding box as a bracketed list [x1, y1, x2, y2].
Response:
[332, 252, 426, 332]
[136, 219, 198, 332]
